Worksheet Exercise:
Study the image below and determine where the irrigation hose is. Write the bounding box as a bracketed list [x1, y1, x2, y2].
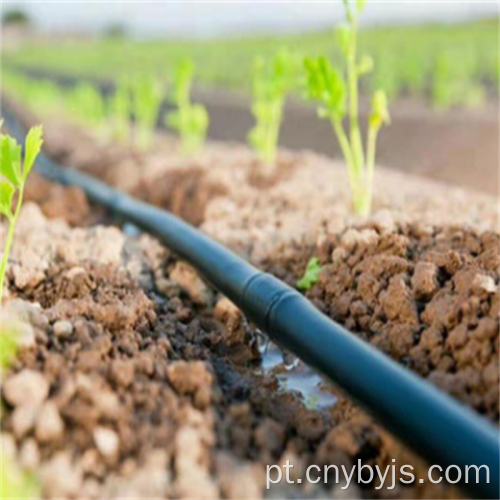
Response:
[2, 108, 499, 499]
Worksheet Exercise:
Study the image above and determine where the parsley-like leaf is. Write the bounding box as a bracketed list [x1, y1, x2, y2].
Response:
[297, 257, 322, 291]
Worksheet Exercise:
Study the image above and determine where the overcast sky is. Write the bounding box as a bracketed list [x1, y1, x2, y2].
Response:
[2, 1, 498, 38]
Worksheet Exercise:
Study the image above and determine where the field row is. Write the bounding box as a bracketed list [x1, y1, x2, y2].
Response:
[4, 19, 498, 108]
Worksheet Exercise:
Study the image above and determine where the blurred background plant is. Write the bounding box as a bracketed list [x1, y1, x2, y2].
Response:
[109, 77, 132, 143]
[2, 8, 496, 110]
[66, 82, 107, 128]
[130, 75, 164, 150]
[248, 49, 300, 166]
[166, 59, 209, 154]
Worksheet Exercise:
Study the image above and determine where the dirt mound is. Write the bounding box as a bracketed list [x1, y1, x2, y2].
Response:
[266, 224, 500, 421]
[24, 172, 98, 227]
[132, 168, 227, 227]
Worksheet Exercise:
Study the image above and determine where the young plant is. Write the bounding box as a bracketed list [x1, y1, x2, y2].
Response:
[109, 78, 132, 143]
[67, 83, 106, 126]
[166, 59, 209, 154]
[0, 124, 43, 302]
[304, 0, 390, 216]
[297, 257, 321, 291]
[248, 50, 298, 166]
[432, 53, 485, 109]
[131, 75, 163, 151]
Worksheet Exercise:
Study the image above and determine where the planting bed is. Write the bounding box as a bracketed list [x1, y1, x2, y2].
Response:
[1, 102, 499, 499]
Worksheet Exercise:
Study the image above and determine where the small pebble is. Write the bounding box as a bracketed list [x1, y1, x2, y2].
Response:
[53, 320, 74, 338]
[0, 433, 17, 459]
[93, 427, 119, 458]
[19, 438, 40, 470]
[3, 369, 49, 408]
[472, 274, 497, 294]
[35, 401, 65, 442]
[41, 452, 83, 499]
[12, 405, 37, 438]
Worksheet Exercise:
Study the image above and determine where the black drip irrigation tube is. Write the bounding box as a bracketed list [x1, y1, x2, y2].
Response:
[2, 108, 499, 499]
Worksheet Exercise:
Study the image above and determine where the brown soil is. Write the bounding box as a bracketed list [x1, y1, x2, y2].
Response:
[24, 172, 100, 227]
[246, 156, 299, 190]
[132, 168, 227, 227]
[264, 224, 500, 421]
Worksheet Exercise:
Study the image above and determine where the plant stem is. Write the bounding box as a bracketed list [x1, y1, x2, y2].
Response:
[270, 99, 282, 166]
[0, 186, 24, 303]
[332, 118, 360, 203]
[362, 125, 379, 216]
[347, 18, 365, 176]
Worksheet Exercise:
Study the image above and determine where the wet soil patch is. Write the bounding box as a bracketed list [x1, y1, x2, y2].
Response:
[132, 168, 227, 226]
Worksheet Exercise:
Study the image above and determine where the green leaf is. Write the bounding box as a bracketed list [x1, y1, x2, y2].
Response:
[303, 56, 346, 121]
[297, 257, 322, 291]
[0, 180, 15, 219]
[0, 135, 22, 187]
[23, 125, 43, 179]
[172, 58, 194, 105]
[0, 327, 18, 370]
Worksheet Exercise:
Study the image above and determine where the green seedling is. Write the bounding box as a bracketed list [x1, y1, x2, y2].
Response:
[0, 126, 42, 499]
[166, 59, 209, 154]
[109, 78, 132, 143]
[432, 53, 485, 109]
[304, 0, 390, 216]
[0, 328, 18, 373]
[131, 75, 163, 150]
[1, 71, 63, 117]
[0, 124, 43, 302]
[297, 257, 321, 291]
[248, 50, 298, 166]
[67, 83, 106, 126]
